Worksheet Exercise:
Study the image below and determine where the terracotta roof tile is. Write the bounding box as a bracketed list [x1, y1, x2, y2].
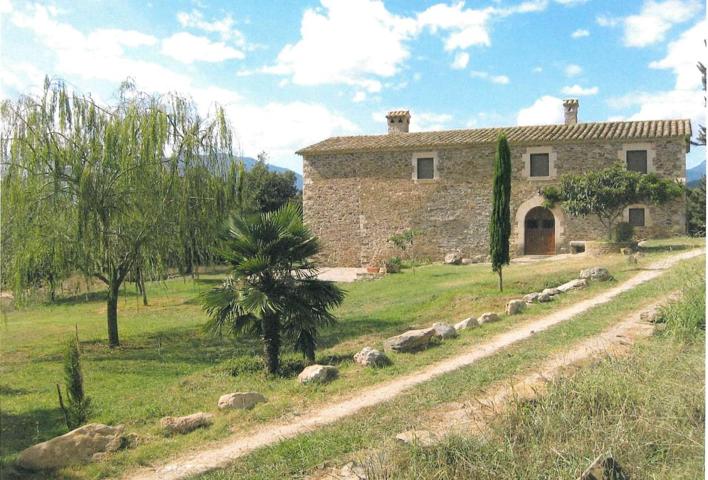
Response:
[297, 119, 691, 155]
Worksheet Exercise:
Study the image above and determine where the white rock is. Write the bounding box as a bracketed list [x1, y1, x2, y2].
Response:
[298, 364, 338, 384]
[17, 423, 125, 471]
[454, 317, 479, 331]
[395, 430, 439, 447]
[353, 347, 389, 367]
[218, 392, 266, 410]
[431, 322, 458, 339]
[444, 252, 462, 265]
[579, 266, 611, 281]
[541, 287, 560, 296]
[478, 312, 500, 324]
[523, 292, 540, 304]
[537, 293, 553, 303]
[505, 300, 526, 315]
[160, 412, 214, 435]
[383, 328, 435, 353]
[557, 278, 589, 292]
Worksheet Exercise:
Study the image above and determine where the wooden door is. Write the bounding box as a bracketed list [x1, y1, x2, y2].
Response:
[524, 207, 555, 255]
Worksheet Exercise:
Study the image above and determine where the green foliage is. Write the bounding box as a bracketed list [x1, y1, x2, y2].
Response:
[62, 338, 91, 429]
[385, 256, 403, 273]
[542, 164, 683, 239]
[656, 265, 705, 340]
[1, 78, 233, 346]
[687, 176, 706, 237]
[489, 133, 511, 291]
[201, 203, 344, 373]
[614, 222, 634, 242]
[240, 153, 299, 214]
[388, 229, 418, 254]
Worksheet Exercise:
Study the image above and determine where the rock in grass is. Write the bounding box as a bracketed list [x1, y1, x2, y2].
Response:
[17, 423, 125, 470]
[383, 328, 435, 353]
[523, 292, 540, 303]
[579, 454, 628, 480]
[353, 347, 389, 367]
[431, 322, 458, 339]
[298, 364, 338, 384]
[541, 287, 560, 296]
[478, 312, 500, 325]
[218, 392, 267, 410]
[161, 412, 214, 435]
[444, 252, 462, 265]
[395, 430, 439, 447]
[537, 292, 553, 303]
[505, 300, 526, 315]
[557, 278, 588, 293]
[454, 317, 479, 331]
[579, 266, 611, 281]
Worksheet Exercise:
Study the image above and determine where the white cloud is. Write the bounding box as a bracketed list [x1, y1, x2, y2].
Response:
[451, 51, 469, 69]
[470, 70, 510, 84]
[622, 0, 700, 47]
[561, 84, 598, 96]
[532, 66, 543, 73]
[0, 61, 45, 99]
[555, 0, 588, 5]
[0, 0, 13, 14]
[571, 28, 589, 38]
[176, 9, 245, 46]
[596, 15, 621, 27]
[564, 64, 582, 77]
[352, 91, 367, 103]
[517, 96, 565, 125]
[649, 19, 706, 90]
[161, 32, 244, 63]
[417, 2, 494, 51]
[411, 112, 453, 131]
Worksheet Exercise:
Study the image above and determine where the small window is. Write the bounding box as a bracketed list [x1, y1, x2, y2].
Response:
[628, 208, 645, 227]
[525, 219, 539, 229]
[626, 150, 648, 173]
[416, 157, 434, 180]
[530, 153, 550, 177]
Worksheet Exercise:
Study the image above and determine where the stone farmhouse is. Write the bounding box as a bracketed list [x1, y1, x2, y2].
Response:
[297, 100, 690, 267]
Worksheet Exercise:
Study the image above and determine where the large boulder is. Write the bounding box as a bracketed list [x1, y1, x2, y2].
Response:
[523, 292, 540, 304]
[298, 364, 339, 384]
[395, 430, 439, 447]
[431, 322, 458, 339]
[541, 287, 560, 297]
[579, 266, 611, 281]
[353, 347, 389, 367]
[218, 392, 267, 410]
[161, 412, 214, 435]
[384, 328, 435, 353]
[505, 300, 526, 315]
[16, 423, 125, 471]
[557, 278, 588, 293]
[454, 317, 479, 331]
[444, 252, 462, 265]
[478, 312, 500, 324]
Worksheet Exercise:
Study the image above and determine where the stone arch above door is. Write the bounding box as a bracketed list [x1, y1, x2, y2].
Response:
[515, 194, 565, 255]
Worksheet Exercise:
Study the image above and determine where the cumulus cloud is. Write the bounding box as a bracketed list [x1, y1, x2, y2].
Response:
[176, 9, 246, 46]
[417, 2, 494, 51]
[564, 64, 582, 77]
[517, 96, 565, 125]
[649, 19, 705, 90]
[451, 51, 469, 69]
[470, 70, 510, 84]
[411, 112, 454, 131]
[571, 28, 589, 38]
[561, 84, 598, 96]
[161, 32, 244, 63]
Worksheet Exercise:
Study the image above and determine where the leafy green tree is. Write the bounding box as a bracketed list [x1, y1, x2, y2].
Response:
[543, 165, 683, 240]
[201, 203, 344, 373]
[687, 176, 706, 236]
[61, 337, 91, 429]
[242, 152, 299, 214]
[1, 78, 232, 346]
[489, 133, 511, 292]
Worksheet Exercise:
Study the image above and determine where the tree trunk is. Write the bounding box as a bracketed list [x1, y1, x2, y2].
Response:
[262, 314, 281, 375]
[498, 268, 503, 292]
[107, 282, 120, 348]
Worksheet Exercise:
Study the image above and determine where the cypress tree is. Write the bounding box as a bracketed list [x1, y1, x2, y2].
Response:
[63, 337, 91, 428]
[489, 133, 512, 291]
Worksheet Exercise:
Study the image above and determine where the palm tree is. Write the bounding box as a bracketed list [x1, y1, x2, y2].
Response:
[201, 203, 344, 374]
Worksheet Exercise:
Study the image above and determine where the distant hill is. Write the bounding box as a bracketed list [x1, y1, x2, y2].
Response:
[687, 160, 705, 188]
[240, 157, 303, 190]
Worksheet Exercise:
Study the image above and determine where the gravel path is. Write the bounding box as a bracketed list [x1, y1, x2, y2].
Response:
[126, 249, 703, 480]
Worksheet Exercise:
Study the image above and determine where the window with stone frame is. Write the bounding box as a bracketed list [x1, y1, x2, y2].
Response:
[628, 207, 646, 227]
[529, 153, 550, 177]
[416, 157, 435, 180]
[626, 150, 648, 173]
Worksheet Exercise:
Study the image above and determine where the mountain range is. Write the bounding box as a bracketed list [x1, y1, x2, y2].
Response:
[687, 160, 706, 188]
[240, 157, 304, 190]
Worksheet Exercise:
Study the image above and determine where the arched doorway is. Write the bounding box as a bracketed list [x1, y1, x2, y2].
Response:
[524, 207, 555, 255]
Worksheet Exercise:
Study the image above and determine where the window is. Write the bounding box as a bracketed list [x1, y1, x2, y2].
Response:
[530, 153, 550, 177]
[626, 150, 648, 173]
[628, 208, 645, 227]
[416, 157, 434, 180]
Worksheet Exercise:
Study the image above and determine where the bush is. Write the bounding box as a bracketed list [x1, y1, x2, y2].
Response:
[614, 222, 634, 242]
[385, 256, 403, 273]
[61, 338, 91, 429]
[655, 266, 705, 340]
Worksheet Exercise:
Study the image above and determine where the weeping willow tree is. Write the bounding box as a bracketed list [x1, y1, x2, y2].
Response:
[1, 78, 233, 346]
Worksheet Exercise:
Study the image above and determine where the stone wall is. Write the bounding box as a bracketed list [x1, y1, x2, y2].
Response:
[302, 137, 687, 267]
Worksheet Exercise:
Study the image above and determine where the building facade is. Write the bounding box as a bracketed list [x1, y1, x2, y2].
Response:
[298, 102, 690, 267]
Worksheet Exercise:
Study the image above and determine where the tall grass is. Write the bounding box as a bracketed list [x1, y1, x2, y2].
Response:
[656, 264, 705, 340]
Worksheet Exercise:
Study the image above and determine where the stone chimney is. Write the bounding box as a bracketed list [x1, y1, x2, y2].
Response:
[386, 110, 411, 134]
[563, 99, 579, 125]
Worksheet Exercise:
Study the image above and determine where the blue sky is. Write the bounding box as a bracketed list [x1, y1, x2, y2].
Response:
[1, 0, 705, 172]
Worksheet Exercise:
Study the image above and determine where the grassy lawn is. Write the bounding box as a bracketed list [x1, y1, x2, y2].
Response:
[198, 255, 705, 480]
[0, 237, 702, 479]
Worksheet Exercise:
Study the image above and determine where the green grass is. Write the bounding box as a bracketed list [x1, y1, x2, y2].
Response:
[0, 237, 702, 479]
[196, 257, 705, 480]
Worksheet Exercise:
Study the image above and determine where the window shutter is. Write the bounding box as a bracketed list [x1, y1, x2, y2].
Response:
[626, 150, 648, 173]
[628, 208, 645, 227]
[530, 153, 550, 177]
[417, 158, 435, 179]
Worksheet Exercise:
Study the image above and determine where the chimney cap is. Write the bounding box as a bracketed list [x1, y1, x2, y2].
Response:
[386, 110, 411, 119]
[563, 99, 579, 107]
